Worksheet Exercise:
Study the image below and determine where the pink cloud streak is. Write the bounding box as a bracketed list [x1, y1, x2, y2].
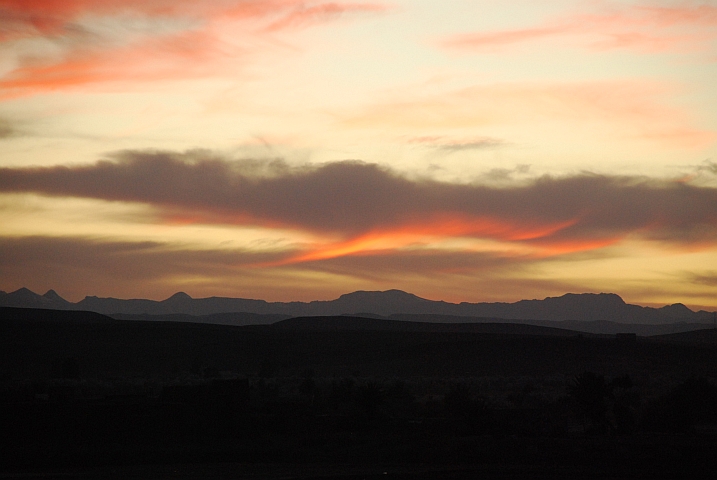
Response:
[442, 3, 717, 54]
[263, 2, 385, 31]
[349, 80, 715, 149]
[0, 0, 386, 96]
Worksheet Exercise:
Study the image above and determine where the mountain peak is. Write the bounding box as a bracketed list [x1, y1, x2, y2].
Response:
[165, 291, 192, 301]
[552, 292, 626, 306]
[43, 289, 67, 302]
[0, 287, 71, 309]
[10, 287, 39, 299]
[331, 290, 432, 316]
[338, 290, 423, 301]
[659, 303, 694, 318]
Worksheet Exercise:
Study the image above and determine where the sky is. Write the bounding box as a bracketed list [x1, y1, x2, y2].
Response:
[1, 0, 716, 309]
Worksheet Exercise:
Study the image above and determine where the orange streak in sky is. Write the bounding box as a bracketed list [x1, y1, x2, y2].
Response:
[262, 215, 578, 266]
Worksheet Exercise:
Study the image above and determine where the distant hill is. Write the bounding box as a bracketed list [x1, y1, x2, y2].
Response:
[1, 287, 714, 328]
[650, 328, 717, 344]
[272, 315, 593, 336]
[389, 314, 714, 336]
[4, 306, 717, 385]
[0, 305, 114, 324]
[112, 311, 289, 326]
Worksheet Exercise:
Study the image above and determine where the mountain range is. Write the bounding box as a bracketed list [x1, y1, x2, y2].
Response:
[1, 287, 714, 327]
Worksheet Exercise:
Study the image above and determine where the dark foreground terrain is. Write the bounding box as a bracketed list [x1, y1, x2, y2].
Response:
[2, 307, 717, 478]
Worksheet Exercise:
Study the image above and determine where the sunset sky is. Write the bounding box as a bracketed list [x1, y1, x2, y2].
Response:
[1, 0, 716, 309]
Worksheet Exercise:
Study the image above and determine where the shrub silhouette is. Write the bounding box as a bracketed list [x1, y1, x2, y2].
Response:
[610, 374, 639, 434]
[568, 372, 611, 432]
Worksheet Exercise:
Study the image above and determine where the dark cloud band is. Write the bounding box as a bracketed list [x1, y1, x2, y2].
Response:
[1, 150, 716, 244]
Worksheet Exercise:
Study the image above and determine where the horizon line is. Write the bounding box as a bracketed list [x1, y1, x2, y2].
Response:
[2, 286, 715, 313]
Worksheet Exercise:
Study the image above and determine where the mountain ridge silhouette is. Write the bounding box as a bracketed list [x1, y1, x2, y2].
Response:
[1, 287, 713, 325]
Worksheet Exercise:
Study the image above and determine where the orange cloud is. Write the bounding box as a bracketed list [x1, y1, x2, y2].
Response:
[280, 227, 630, 269]
[442, 3, 717, 54]
[267, 214, 577, 266]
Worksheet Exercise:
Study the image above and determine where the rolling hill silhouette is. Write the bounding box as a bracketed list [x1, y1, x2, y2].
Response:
[270, 315, 593, 336]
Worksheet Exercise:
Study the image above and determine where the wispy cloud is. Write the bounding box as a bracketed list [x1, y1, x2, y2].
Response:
[0, 0, 387, 96]
[697, 160, 717, 175]
[442, 3, 717, 54]
[0, 117, 19, 139]
[408, 136, 507, 152]
[687, 271, 717, 287]
[263, 2, 385, 31]
[349, 80, 715, 149]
